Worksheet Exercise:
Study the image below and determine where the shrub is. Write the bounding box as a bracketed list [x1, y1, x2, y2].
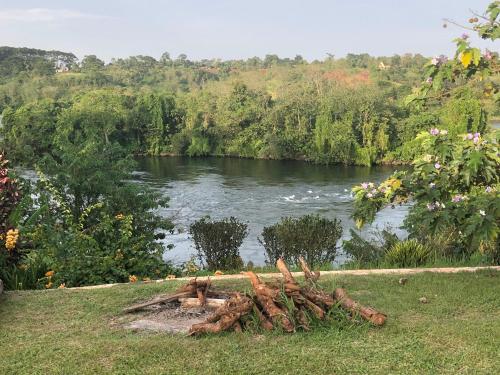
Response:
[189, 216, 247, 271]
[385, 239, 432, 267]
[19, 173, 177, 288]
[342, 228, 398, 264]
[260, 214, 342, 267]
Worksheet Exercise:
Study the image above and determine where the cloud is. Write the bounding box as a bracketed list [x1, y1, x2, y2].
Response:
[0, 8, 111, 22]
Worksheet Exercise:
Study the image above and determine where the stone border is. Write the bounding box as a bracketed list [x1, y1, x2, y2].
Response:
[68, 266, 500, 291]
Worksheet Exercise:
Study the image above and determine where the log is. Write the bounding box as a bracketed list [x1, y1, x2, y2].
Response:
[189, 295, 254, 335]
[295, 307, 310, 331]
[298, 256, 320, 282]
[334, 288, 386, 326]
[253, 302, 274, 331]
[233, 321, 243, 332]
[304, 298, 325, 320]
[276, 258, 297, 284]
[179, 297, 227, 310]
[243, 271, 295, 332]
[123, 279, 222, 313]
[301, 288, 335, 309]
[123, 291, 194, 313]
[196, 288, 206, 305]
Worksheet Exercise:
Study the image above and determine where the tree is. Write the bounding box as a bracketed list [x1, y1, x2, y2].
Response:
[1, 99, 62, 163]
[81, 55, 105, 72]
[353, 2, 500, 262]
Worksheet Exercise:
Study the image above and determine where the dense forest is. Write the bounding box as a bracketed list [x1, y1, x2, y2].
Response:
[1, 45, 497, 166]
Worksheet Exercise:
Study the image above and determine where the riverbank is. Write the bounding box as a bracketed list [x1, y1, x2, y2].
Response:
[1, 270, 498, 374]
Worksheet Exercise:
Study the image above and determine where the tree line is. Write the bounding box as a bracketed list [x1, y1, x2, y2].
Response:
[1, 46, 494, 166]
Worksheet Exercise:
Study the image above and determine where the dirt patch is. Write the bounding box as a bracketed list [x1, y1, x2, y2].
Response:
[121, 301, 214, 334]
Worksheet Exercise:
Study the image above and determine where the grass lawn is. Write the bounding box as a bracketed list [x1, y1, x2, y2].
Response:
[1, 270, 499, 375]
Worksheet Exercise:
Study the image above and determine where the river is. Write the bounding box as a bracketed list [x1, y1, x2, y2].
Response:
[134, 157, 408, 266]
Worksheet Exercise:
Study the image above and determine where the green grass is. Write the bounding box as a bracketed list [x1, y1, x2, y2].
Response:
[1, 271, 499, 375]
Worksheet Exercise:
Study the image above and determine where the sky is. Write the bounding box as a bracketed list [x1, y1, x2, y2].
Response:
[0, 0, 497, 62]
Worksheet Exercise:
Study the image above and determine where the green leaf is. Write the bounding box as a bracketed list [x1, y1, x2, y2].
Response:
[471, 48, 481, 66]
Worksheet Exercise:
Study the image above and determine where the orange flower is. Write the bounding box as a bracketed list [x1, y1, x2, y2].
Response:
[58, 283, 66, 289]
[129, 275, 138, 283]
[115, 213, 125, 220]
[214, 270, 224, 276]
[45, 270, 55, 278]
[45, 282, 53, 289]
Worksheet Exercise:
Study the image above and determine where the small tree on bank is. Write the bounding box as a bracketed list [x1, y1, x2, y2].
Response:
[260, 214, 343, 267]
[189, 216, 248, 271]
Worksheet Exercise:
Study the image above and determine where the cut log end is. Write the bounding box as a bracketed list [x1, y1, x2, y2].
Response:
[334, 288, 387, 326]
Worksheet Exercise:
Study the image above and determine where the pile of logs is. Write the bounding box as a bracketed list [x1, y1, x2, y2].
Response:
[123, 257, 386, 335]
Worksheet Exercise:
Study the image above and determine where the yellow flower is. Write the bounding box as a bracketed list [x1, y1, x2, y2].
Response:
[115, 213, 125, 220]
[166, 274, 176, 280]
[214, 270, 224, 277]
[129, 275, 138, 283]
[45, 270, 55, 278]
[58, 283, 66, 289]
[5, 228, 19, 250]
[45, 282, 53, 289]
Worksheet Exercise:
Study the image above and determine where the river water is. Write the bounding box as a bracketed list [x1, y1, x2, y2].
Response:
[134, 157, 408, 266]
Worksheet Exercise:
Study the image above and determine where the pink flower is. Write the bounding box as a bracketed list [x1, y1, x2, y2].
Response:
[466, 133, 473, 140]
[452, 195, 464, 203]
[434, 163, 441, 170]
[426, 77, 433, 84]
[461, 33, 469, 40]
[484, 49, 493, 60]
[438, 55, 448, 64]
[427, 203, 435, 211]
[473, 137, 479, 144]
[429, 128, 440, 136]
[361, 182, 369, 189]
[366, 193, 373, 198]
[430, 55, 448, 66]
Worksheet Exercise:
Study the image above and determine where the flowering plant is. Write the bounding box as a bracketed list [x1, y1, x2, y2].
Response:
[353, 129, 499, 259]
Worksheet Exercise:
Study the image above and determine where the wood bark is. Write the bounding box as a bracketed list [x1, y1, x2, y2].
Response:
[179, 297, 226, 310]
[334, 288, 386, 326]
[276, 257, 329, 319]
[189, 294, 254, 335]
[122, 291, 194, 313]
[298, 256, 320, 282]
[243, 271, 294, 332]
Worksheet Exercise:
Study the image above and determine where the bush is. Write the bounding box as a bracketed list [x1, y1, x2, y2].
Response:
[342, 228, 398, 264]
[19, 172, 177, 288]
[260, 214, 342, 267]
[385, 239, 432, 267]
[189, 216, 247, 271]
